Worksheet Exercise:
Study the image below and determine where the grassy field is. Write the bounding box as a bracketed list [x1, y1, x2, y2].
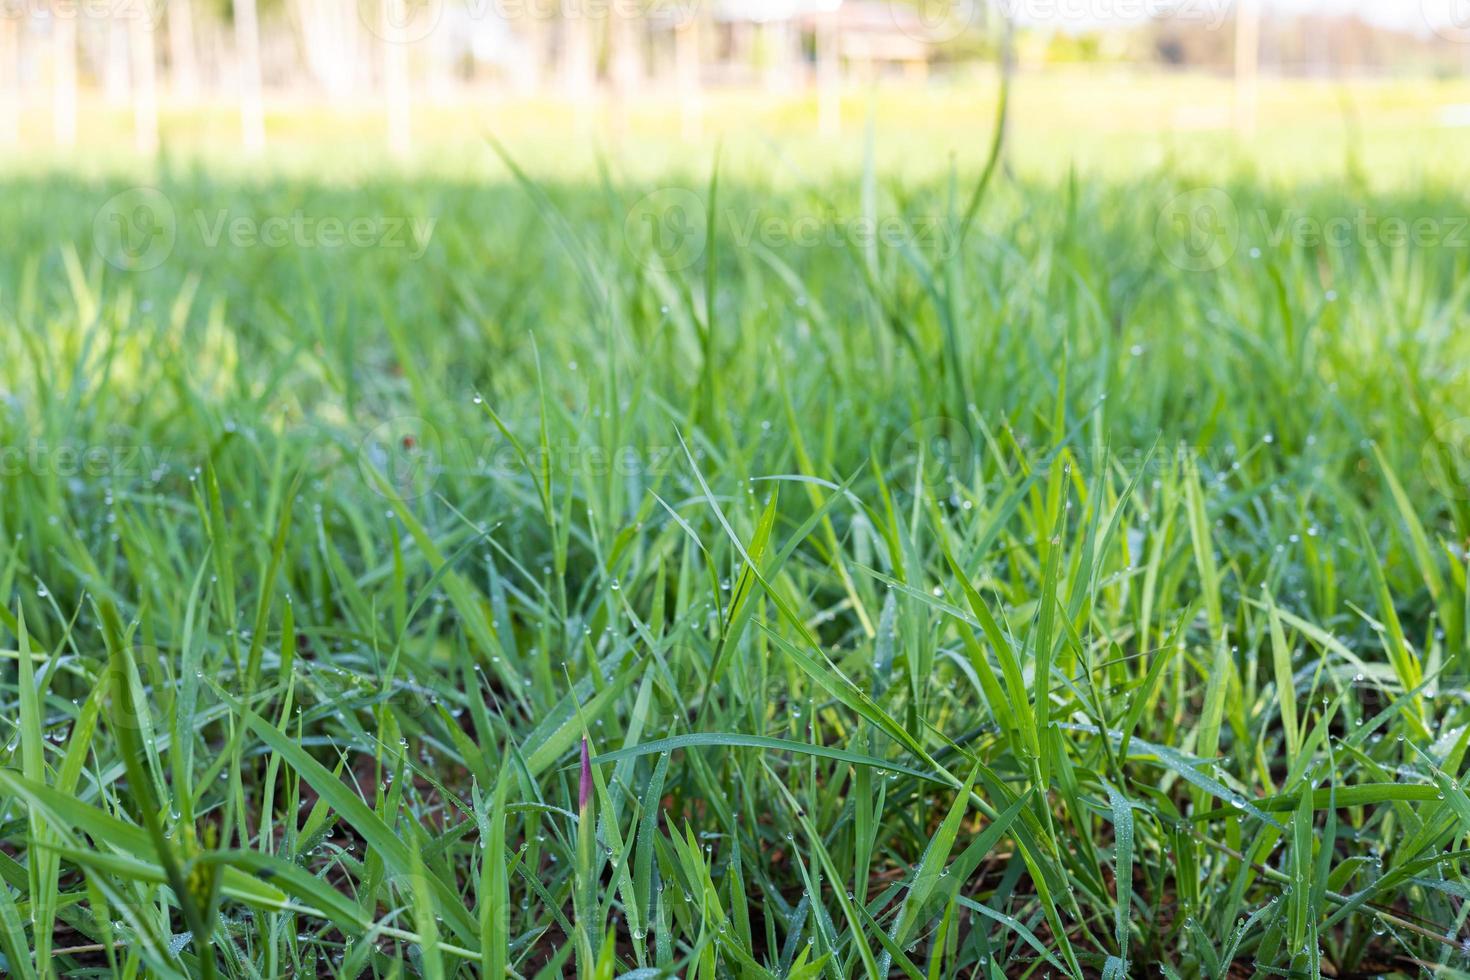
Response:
[17, 70, 1470, 185]
[4, 77, 1470, 978]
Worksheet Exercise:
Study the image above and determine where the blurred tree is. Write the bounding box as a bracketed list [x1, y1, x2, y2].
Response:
[0, 16, 16, 145]
[131, 12, 160, 151]
[383, 0, 410, 155]
[169, 0, 202, 98]
[1234, 0, 1260, 136]
[562, 2, 595, 96]
[290, 0, 362, 97]
[53, 15, 76, 146]
[233, 0, 265, 149]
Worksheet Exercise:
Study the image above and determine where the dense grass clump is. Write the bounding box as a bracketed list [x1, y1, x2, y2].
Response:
[1, 161, 1469, 977]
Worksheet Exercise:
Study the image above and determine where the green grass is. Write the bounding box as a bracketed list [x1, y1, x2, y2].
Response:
[2, 136, 1470, 977]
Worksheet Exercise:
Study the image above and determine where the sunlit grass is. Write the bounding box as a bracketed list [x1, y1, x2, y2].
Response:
[0, 133, 1469, 975]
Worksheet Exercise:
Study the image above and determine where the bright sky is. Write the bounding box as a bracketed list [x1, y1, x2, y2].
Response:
[1272, 0, 1433, 30]
[1011, 0, 1450, 34]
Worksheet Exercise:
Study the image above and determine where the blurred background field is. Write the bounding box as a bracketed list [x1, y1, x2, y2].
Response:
[4, 0, 1470, 182]
[7, 71, 1470, 185]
